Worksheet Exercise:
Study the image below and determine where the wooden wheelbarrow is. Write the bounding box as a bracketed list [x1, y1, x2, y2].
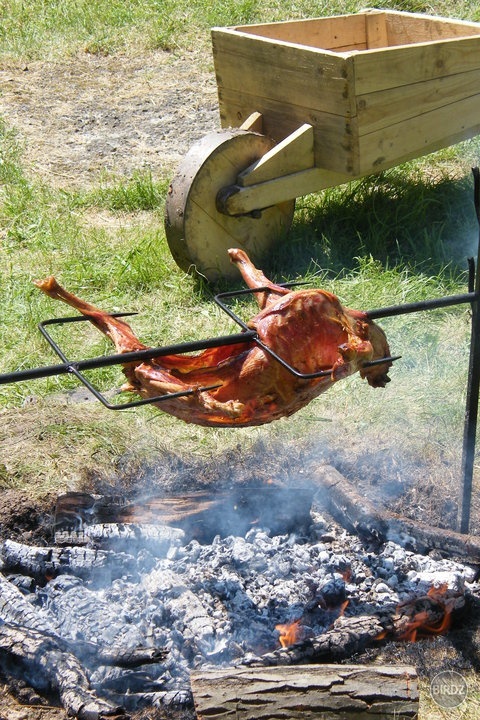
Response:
[165, 8, 480, 281]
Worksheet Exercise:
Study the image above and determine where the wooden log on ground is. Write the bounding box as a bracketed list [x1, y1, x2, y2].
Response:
[54, 522, 185, 553]
[242, 612, 391, 667]
[310, 463, 480, 563]
[191, 664, 419, 719]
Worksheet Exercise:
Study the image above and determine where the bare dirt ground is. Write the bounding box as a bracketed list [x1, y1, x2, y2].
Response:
[0, 51, 218, 187]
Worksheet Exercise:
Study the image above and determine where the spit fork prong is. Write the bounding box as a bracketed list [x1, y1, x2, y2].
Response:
[361, 355, 402, 369]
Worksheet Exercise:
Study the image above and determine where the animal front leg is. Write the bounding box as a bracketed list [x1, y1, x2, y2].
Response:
[228, 248, 290, 309]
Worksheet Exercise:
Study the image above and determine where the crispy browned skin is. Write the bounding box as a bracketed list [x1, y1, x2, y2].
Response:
[34, 250, 391, 427]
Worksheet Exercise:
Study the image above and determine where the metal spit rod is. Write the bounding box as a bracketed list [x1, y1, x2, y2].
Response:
[1, 322, 257, 384]
[2, 290, 472, 388]
[459, 167, 480, 533]
[0, 316, 255, 410]
[213, 287, 403, 379]
[366, 291, 479, 320]
[0, 285, 474, 393]
[0, 279, 400, 396]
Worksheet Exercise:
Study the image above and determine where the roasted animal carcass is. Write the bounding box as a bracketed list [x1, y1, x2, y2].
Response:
[34, 249, 392, 427]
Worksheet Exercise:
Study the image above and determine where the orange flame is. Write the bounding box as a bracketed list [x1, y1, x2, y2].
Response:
[275, 619, 303, 648]
[403, 584, 455, 641]
[376, 583, 456, 643]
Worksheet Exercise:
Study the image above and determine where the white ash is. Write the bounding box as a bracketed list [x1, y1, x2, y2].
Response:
[0, 515, 477, 712]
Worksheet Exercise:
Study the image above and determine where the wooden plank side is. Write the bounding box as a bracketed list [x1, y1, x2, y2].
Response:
[231, 14, 367, 51]
[212, 29, 351, 118]
[358, 93, 480, 174]
[384, 10, 480, 46]
[216, 87, 357, 174]
[365, 12, 388, 49]
[354, 35, 480, 95]
[357, 68, 480, 137]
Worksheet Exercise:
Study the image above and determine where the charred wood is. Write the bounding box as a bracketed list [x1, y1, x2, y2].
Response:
[0, 570, 166, 666]
[39, 575, 166, 669]
[191, 664, 419, 719]
[243, 612, 391, 667]
[95, 645, 168, 669]
[106, 689, 194, 714]
[54, 487, 314, 543]
[89, 664, 168, 694]
[0, 572, 52, 635]
[54, 522, 185, 555]
[0, 621, 127, 719]
[1, 539, 137, 582]
[311, 464, 480, 563]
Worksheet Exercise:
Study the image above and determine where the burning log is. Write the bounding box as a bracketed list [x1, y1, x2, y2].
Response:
[0, 621, 126, 719]
[311, 464, 480, 563]
[242, 585, 464, 668]
[191, 664, 419, 719]
[243, 613, 390, 666]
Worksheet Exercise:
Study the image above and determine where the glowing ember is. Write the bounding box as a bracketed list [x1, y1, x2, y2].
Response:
[275, 619, 303, 648]
[399, 584, 455, 641]
[340, 567, 352, 582]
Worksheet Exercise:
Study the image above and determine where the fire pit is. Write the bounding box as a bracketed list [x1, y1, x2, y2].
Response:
[0, 463, 477, 719]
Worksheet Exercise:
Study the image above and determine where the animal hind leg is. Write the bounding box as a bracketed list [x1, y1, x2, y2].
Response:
[34, 276, 146, 354]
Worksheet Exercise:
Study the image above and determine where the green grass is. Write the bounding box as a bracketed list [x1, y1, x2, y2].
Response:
[82, 171, 169, 212]
[0, 0, 479, 59]
[289, 157, 479, 276]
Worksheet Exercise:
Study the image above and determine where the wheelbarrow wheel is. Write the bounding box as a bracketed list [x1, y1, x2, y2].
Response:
[164, 128, 295, 282]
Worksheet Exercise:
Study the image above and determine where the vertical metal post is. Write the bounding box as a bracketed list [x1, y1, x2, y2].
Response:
[459, 167, 480, 533]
